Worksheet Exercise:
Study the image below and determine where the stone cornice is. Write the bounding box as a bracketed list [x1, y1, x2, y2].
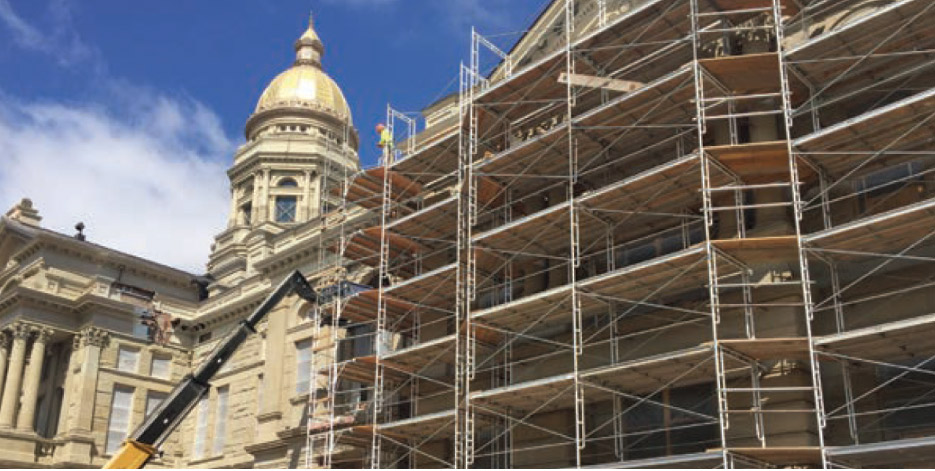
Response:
[98, 366, 175, 386]
[192, 284, 270, 329]
[276, 425, 308, 440]
[94, 326, 189, 354]
[210, 358, 265, 383]
[228, 151, 358, 182]
[244, 106, 359, 146]
[4, 223, 199, 290]
[243, 435, 288, 455]
[0, 283, 73, 314]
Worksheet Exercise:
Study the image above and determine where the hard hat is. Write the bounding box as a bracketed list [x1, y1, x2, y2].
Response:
[376, 123, 385, 132]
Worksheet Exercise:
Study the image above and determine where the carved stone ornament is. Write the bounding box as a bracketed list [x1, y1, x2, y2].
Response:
[35, 327, 54, 343]
[79, 327, 110, 348]
[11, 322, 33, 340]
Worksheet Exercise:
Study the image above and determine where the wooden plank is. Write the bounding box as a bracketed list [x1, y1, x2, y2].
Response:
[341, 290, 417, 327]
[471, 373, 576, 415]
[365, 166, 423, 198]
[704, 140, 815, 183]
[720, 338, 810, 360]
[558, 72, 644, 92]
[473, 202, 570, 251]
[805, 197, 935, 252]
[698, 53, 781, 94]
[384, 263, 458, 308]
[712, 236, 799, 264]
[472, 284, 582, 331]
[476, 176, 505, 207]
[728, 446, 822, 466]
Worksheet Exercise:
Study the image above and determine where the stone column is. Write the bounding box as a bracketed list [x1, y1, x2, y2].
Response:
[0, 324, 31, 428]
[303, 169, 315, 220]
[256, 304, 288, 441]
[227, 187, 238, 228]
[56, 336, 80, 436]
[17, 327, 54, 431]
[255, 169, 271, 222]
[57, 328, 108, 466]
[0, 333, 10, 402]
[311, 171, 321, 218]
[70, 328, 108, 433]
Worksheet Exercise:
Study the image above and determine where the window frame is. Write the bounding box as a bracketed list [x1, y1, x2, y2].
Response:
[116, 346, 141, 373]
[241, 203, 252, 225]
[191, 396, 209, 460]
[105, 386, 135, 455]
[145, 390, 168, 417]
[150, 354, 171, 380]
[212, 387, 229, 456]
[275, 195, 298, 223]
[295, 338, 314, 395]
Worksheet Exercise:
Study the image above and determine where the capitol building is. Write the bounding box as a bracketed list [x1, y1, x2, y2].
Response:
[0, 18, 370, 468]
[3, 0, 935, 468]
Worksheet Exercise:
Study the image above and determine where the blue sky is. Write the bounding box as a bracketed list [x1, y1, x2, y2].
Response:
[0, 0, 548, 271]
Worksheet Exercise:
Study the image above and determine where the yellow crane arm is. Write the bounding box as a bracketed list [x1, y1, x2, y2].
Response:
[102, 271, 316, 469]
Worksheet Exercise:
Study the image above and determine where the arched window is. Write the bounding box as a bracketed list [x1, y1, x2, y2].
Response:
[275, 196, 297, 223]
[278, 178, 298, 188]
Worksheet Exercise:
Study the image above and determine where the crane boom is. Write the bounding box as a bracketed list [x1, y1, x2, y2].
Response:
[103, 270, 316, 469]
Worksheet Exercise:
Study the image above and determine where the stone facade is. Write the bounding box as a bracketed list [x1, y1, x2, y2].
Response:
[0, 17, 374, 469]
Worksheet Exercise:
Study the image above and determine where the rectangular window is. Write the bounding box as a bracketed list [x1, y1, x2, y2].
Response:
[146, 391, 168, 417]
[117, 346, 140, 373]
[275, 196, 298, 223]
[132, 321, 150, 340]
[150, 355, 171, 379]
[212, 387, 229, 455]
[341, 325, 374, 362]
[192, 396, 209, 460]
[105, 386, 135, 455]
[295, 338, 313, 395]
[241, 203, 252, 225]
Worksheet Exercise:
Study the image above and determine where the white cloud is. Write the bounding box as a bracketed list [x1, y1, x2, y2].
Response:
[431, 0, 524, 32]
[0, 1, 233, 273]
[0, 0, 98, 67]
[0, 87, 233, 273]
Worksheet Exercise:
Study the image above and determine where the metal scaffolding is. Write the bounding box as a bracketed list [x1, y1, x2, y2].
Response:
[307, 0, 935, 467]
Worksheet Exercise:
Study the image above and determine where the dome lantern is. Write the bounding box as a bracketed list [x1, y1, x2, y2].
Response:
[294, 12, 324, 68]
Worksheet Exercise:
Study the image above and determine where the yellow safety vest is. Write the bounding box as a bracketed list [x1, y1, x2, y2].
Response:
[380, 129, 393, 149]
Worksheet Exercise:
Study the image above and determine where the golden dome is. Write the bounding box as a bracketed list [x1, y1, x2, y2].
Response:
[254, 66, 352, 123]
[252, 15, 352, 124]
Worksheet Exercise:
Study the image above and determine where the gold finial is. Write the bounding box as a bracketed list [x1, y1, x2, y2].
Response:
[309, 11, 314, 29]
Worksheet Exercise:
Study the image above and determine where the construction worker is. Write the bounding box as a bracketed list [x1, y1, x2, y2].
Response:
[376, 123, 393, 150]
